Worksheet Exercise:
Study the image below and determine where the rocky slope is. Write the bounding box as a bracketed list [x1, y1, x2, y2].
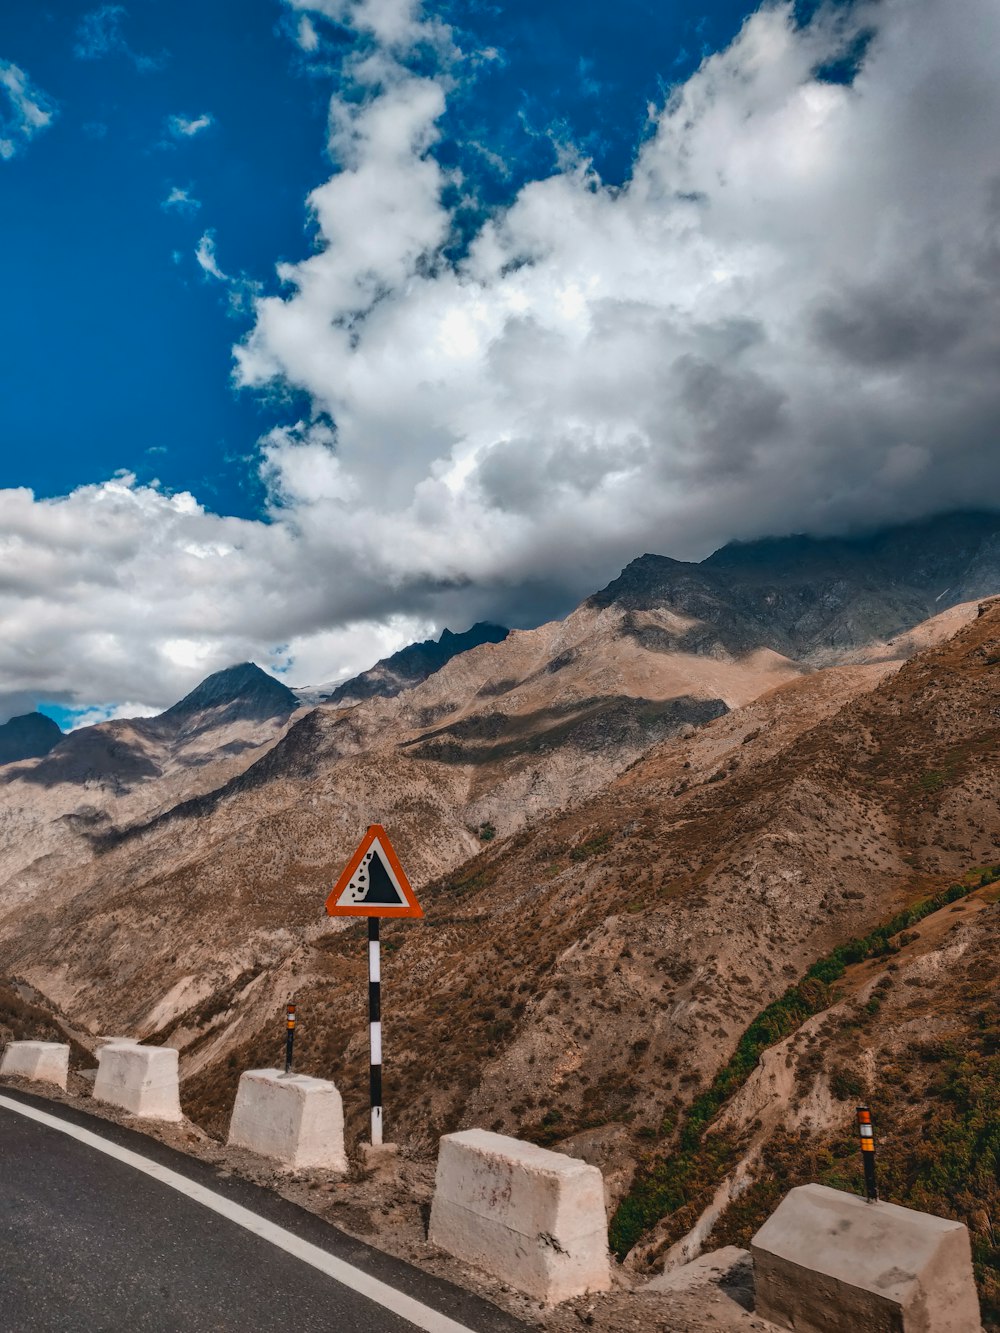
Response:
[162, 597, 997, 1328]
[0, 596, 988, 1105]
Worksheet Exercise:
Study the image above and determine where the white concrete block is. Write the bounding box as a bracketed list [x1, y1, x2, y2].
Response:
[0, 1040, 69, 1090]
[93, 1042, 182, 1121]
[752, 1183, 983, 1333]
[226, 1069, 347, 1172]
[428, 1128, 612, 1305]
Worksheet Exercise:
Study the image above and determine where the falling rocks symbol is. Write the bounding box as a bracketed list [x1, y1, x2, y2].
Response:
[347, 848, 403, 905]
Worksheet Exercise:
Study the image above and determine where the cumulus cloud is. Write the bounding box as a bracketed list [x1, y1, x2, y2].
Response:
[74, 5, 164, 72]
[167, 112, 213, 138]
[0, 476, 438, 711]
[238, 0, 1000, 593]
[0, 60, 56, 161]
[4, 0, 1000, 714]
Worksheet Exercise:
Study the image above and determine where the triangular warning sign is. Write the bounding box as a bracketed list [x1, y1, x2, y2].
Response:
[326, 825, 423, 919]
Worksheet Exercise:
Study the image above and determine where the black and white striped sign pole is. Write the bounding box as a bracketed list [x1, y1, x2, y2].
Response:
[368, 917, 383, 1146]
[325, 824, 422, 1151]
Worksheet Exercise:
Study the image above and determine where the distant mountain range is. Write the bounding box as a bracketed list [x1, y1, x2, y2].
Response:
[0, 509, 998, 790]
[4, 510, 998, 778]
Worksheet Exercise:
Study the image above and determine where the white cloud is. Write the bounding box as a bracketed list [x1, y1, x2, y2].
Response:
[195, 231, 263, 316]
[195, 230, 227, 280]
[167, 112, 213, 139]
[284, 0, 448, 54]
[283, 615, 436, 689]
[62, 701, 160, 732]
[3, 0, 1000, 716]
[162, 185, 201, 213]
[297, 15, 320, 52]
[0, 60, 56, 161]
[0, 474, 443, 712]
[240, 0, 1000, 592]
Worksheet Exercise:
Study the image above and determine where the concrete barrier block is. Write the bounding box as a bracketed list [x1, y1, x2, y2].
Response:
[751, 1183, 982, 1333]
[1, 1040, 69, 1090]
[226, 1069, 347, 1172]
[93, 1042, 182, 1121]
[428, 1128, 612, 1304]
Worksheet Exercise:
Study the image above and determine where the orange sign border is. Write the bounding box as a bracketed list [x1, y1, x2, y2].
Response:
[326, 824, 424, 919]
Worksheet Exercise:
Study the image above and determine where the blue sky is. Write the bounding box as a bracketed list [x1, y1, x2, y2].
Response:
[1, 0, 998, 722]
[1, 0, 753, 521]
[2, 1, 329, 516]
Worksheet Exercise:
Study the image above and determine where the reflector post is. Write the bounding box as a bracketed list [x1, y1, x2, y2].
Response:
[284, 1001, 296, 1075]
[856, 1104, 878, 1202]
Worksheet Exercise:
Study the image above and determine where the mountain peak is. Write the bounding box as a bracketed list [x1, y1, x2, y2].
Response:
[158, 662, 298, 726]
[586, 552, 710, 613]
[320, 622, 510, 706]
[0, 712, 63, 767]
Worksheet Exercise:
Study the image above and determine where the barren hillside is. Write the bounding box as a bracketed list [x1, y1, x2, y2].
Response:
[159, 596, 999, 1328]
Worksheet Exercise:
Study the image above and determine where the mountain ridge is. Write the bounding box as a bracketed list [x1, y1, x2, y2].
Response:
[300, 622, 511, 707]
[589, 510, 1000, 659]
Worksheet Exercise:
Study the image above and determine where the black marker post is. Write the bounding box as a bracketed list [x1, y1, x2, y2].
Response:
[284, 1002, 296, 1075]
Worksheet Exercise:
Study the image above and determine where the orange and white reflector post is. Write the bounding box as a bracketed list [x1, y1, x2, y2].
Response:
[284, 1002, 297, 1075]
[856, 1104, 878, 1201]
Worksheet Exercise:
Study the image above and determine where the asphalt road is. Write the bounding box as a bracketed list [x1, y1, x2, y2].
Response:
[0, 1089, 526, 1333]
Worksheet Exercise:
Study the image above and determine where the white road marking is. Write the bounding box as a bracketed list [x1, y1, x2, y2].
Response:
[0, 1093, 476, 1333]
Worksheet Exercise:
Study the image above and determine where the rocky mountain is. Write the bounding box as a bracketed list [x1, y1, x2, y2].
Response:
[0, 712, 62, 766]
[2, 662, 299, 792]
[0, 662, 303, 915]
[1, 512, 999, 1321]
[301, 623, 510, 706]
[154, 661, 299, 732]
[592, 510, 1000, 659]
[169, 595, 997, 1323]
